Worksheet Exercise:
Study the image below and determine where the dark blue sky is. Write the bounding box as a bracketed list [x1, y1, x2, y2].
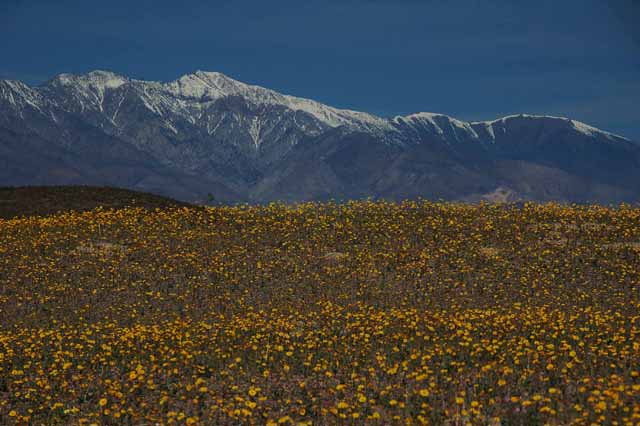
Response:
[2, 0, 639, 139]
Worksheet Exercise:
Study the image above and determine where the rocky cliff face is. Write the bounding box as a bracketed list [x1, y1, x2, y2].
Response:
[1, 70, 639, 203]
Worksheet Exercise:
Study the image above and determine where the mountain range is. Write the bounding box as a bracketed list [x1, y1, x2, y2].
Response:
[1, 70, 639, 204]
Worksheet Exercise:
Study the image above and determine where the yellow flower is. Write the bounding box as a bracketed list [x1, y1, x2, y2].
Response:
[98, 398, 108, 407]
[419, 389, 430, 397]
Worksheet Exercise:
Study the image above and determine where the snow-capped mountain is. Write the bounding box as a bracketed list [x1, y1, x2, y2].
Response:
[1, 70, 639, 203]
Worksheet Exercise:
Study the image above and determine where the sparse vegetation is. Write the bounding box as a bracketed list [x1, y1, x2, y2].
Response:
[1, 200, 639, 425]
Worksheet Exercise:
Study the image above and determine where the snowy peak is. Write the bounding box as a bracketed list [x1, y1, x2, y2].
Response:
[46, 70, 128, 91]
[162, 70, 388, 130]
[37, 70, 131, 114]
[167, 70, 294, 109]
[167, 70, 258, 99]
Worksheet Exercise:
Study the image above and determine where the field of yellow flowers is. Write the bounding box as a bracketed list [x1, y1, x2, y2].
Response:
[1, 201, 639, 425]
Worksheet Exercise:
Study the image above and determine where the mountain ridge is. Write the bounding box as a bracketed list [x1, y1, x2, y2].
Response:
[3, 70, 632, 144]
[1, 70, 639, 204]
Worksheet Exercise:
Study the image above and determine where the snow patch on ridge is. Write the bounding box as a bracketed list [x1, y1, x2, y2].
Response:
[470, 114, 629, 141]
[0, 80, 46, 115]
[396, 112, 481, 140]
[570, 119, 626, 140]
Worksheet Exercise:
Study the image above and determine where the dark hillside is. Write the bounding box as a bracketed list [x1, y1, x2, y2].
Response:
[0, 185, 193, 219]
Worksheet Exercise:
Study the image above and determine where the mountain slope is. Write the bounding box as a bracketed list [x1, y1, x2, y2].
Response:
[1, 70, 638, 203]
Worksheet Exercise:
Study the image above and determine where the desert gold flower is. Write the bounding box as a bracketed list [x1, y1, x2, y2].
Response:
[0, 201, 638, 425]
